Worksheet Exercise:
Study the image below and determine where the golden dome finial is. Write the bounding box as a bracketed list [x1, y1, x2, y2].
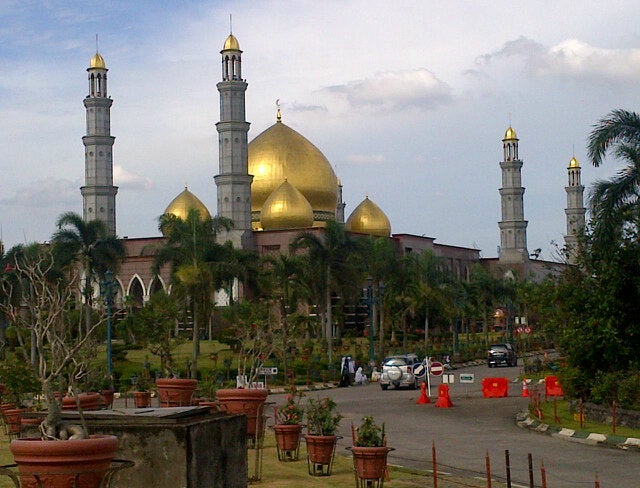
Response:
[276, 99, 282, 123]
[504, 126, 517, 140]
[569, 156, 580, 168]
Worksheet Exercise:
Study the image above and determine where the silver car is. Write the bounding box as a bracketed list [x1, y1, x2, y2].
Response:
[380, 354, 423, 390]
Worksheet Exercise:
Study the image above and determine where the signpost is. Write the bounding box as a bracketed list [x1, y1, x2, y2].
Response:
[430, 361, 444, 376]
[459, 373, 475, 397]
[257, 367, 278, 388]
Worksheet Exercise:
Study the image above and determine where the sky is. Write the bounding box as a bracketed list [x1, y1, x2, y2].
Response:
[2, 1, 640, 260]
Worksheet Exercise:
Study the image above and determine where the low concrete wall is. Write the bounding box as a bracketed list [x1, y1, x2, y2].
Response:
[569, 401, 640, 429]
[58, 407, 247, 488]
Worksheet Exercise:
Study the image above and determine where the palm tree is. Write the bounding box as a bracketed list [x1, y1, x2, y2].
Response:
[51, 212, 124, 337]
[587, 110, 640, 256]
[154, 210, 233, 379]
[290, 220, 359, 363]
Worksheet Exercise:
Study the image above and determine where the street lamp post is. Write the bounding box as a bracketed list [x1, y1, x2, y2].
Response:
[100, 270, 118, 376]
[367, 277, 375, 368]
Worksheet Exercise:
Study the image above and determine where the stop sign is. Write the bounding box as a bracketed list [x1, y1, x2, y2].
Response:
[430, 361, 444, 376]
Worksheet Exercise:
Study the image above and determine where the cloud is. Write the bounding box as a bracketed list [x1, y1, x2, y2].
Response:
[287, 101, 327, 114]
[476, 36, 640, 82]
[346, 154, 385, 165]
[114, 165, 153, 190]
[0, 178, 78, 207]
[321, 69, 453, 112]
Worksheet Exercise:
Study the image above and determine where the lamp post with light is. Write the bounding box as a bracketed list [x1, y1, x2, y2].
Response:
[100, 270, 118, 375]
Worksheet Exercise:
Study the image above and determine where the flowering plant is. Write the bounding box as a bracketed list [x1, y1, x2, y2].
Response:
[275, 390, 304, 425]
[305, 397, 342, 436]
[353, 415, 385, 447]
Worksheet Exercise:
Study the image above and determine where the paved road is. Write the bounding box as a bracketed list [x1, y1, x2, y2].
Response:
[274, 362, 640, 488]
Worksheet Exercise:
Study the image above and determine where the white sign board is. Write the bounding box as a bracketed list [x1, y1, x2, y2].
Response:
[443, 374, 455, 384]
[258, 367, 278, 376]
[459, 373, 475, 384]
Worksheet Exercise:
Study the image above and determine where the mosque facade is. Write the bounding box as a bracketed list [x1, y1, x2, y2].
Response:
[81, 33, 582, 306]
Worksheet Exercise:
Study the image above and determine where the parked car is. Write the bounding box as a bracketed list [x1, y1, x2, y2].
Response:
[380, 354, 422, 390]
[487, 343, 517, 367]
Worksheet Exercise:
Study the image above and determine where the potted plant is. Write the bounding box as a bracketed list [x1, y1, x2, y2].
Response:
[272, 388, 304, 461]
[304, 397, 342, 476]
[216, 301, 281, 440]
[350, 416, 394, 484]
[131, 370, 153, 408]
[0, 245, 119, 487]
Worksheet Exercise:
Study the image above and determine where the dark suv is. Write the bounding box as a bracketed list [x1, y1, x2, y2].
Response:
[487, 343, 517, 367]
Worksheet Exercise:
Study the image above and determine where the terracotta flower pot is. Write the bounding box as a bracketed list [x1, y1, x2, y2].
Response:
[4, 408, 26, 436]
[350, 446, 393, 480]
[61, 392, 103, 411]
[156, 378, 198, 407]
[10, 434, 118, 488]
[215, 388, 268, 438]
[133, 391, 151, 408]
[304, 434, 338, 476]
[273, 424, 302, 461]
[100, 389, 115, 409]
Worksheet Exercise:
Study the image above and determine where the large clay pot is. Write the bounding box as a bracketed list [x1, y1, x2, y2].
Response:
[156, 378, 198, 407]
[132, 391, 151, 408]
[273, 424, 302, 461]
[10, 434, 118, 488]
[215, 388, 268, 438]
[350, 446, 393, 480]
[304, 434, 338, 476]
[61, 393, 103, 411]
[100, 389, 115, 409]
[4, 408, 26, 436]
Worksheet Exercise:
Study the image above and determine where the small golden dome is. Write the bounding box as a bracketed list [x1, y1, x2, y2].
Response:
[223, 34, 240, 51]
[249, 120, 338, 228]
[89, 52, 106, 69]
[260, 179, 314, 230]
[163, 187, 211, 222]
[569, 156, 580, 169]
[504, 126, 517, 140]
[493, 308, 506, 319]
[345, 196, 391, 237]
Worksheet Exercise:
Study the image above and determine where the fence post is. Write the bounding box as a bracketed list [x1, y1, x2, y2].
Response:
[612, 401, 617, 434]
[486, 451, 492, 488]
[579, 399, 584, 429]
[432, 440, 438, 488]
[595, 471, 600, 488]
[554, 398, 560, 424]
[505, 449, 511, 488]
[528, 453, 534, 488]
[541, 460, 547, 488]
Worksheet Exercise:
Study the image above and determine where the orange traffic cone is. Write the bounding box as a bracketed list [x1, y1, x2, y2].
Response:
[521, 378, 530, 397]
[417, 381, 430, 404]
[435, 384, 453, 408]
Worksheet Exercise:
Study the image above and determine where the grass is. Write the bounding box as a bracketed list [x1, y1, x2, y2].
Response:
[535, 399, 640, 439]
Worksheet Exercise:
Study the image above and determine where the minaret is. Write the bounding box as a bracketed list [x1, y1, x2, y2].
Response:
[564, 156, 586, 263]
[498, 126, 529, 263]
[214, 32, 253, 249]
[336, 177, 345, 223]
[81, 51, 118, 236]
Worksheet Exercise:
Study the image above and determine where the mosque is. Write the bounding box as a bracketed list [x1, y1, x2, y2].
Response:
[80, 33, 585, 307]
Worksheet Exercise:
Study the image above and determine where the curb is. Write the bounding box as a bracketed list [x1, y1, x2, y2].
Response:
[516, 410, 640, 451]
[268, 382, 337, 395]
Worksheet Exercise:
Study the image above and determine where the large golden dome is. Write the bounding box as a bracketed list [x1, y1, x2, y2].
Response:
[345, 196, 391, 237]
[248, 119, 338, 229]
[89, 51, 106, 69]
[164, 186, 211, 222]
[504, 126, 518, 140]
[260, 179, 314, 231]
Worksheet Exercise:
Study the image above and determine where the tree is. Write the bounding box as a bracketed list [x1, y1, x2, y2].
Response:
[51, 212, 124, 337]
[154, 210, 233, 379]
[0, 244, 108, 439]
[290, 221, 360, 364]
[587, 109, 640, 256]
